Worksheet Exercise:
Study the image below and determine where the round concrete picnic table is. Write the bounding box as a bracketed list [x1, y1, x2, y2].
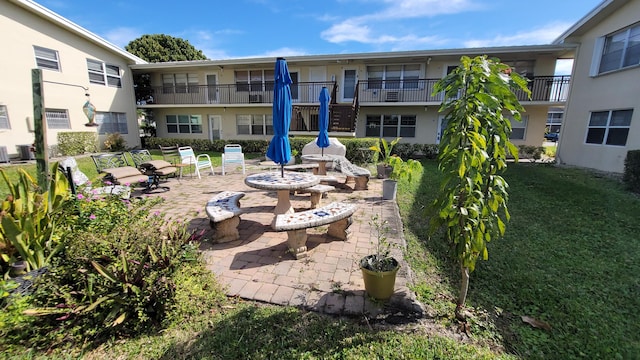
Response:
[300, 154, 336, 175]
[244, 171, 319, 216]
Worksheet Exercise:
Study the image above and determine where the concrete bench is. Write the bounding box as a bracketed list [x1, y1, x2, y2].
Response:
[283, 163, 319, 172]
[273, 201, 357, 259]
[205, 191, 245, 243]
[334, 156, 370, 190]
[296, 184, 335, 208]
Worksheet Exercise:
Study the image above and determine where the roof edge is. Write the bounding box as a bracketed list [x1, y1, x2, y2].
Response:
[10, 0, 147, 64]
[553, 0, 622, 44]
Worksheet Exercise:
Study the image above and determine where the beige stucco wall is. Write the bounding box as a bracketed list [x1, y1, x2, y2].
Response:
[557, 0, 640, 173]
[0, 1, 139, 158]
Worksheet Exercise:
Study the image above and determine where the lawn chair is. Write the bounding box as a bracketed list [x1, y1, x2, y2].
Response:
[221, 144, 246, 175]
[59, 157, 131, 199]
[178, 146, 214, 179]
[90, 153, 158, 193]
[159, 145, 190, 178]
[127, 149, 177, 182]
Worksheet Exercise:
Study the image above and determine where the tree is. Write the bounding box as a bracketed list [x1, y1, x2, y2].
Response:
[125, 34, 208, 104]
[429, 56, 530, 318]
[125, 34, 207, 63]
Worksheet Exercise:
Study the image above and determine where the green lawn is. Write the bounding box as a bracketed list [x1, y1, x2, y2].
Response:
[3, 158, 638, 359]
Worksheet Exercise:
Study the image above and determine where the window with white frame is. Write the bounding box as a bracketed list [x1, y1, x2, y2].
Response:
[45, 109, 70, 129]
[236, 114, 273, 135]
[365, 114, 416, 138]
[162, 73, 199, 93]
[0, 105, 10, 130]
[235, 70, 274, 92]
[508, 115, 528, 140]
[34, 46, 60, 71]
[87, 59, 122, 87]
[366, 64, 421, 90]
[586, 109, 633, 146]
[96, 112, 128, 135]
[166, 115, 202, 134]
[598, 23, 640, 74]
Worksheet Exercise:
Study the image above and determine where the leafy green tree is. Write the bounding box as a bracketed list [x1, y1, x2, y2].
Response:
[125, 34, 207, 63]
[429, 56, 530, 318]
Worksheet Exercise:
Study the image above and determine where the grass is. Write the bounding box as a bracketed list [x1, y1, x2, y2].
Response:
[399, 160, 640, 359]
[3, 157, 638, 359]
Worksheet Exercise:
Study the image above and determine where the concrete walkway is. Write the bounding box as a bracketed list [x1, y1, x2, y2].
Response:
[144, 160, 424, 319]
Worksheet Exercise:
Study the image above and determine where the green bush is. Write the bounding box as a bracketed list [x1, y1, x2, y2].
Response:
[103, 133, 127, 151]
[57, 132, 97, 155]
[623, 150, 640, 193]
[517, 145, 544, 162]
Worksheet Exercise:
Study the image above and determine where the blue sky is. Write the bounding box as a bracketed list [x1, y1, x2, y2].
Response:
[40, 0, 602, 73]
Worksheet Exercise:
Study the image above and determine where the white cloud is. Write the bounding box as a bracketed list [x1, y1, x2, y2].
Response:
[103, 27, 143, 48]
[463, 22, 573, 47]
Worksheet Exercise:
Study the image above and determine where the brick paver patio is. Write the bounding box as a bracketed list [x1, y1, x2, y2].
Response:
[143, 159, 424, 318]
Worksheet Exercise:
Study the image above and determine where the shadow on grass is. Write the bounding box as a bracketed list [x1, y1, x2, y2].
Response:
[404, 160, 640, 359]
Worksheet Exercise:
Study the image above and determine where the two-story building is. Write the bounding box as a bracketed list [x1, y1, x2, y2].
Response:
[131, 46, 574, 148]
[0, 0, 146, 161]
[554, 0, 639, 173]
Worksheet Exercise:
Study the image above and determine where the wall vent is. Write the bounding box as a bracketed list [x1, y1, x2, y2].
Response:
[249, 94, 263, 103]
[385, 91, 399, 102]
[0, 146, 9, 163]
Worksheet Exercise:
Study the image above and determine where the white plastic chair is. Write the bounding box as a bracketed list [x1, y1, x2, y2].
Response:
[178, 146, 214, 179]
[221, 144, 246, 175]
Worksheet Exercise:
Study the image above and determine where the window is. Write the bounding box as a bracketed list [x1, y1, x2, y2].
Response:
[366, 64, 421, 89]
[235, 70, 274, 92]
[162, 73, 198, 93]
[236, 114, 273, 135]
[34, 46, 60, 71]
[365, 114, 416, 138]
[546, 111, 563, 133]
[87, 59, 122, 87]
[508, 115, 528, 140]
[0, 105, 10, 130]
[586, 109, 633, 146]
[503, 60, 535, 79]
[599, 23, 640, 73]
[96, 112, 128, 135]
[166, 115, 202, 134]
[45, 109, 70, 129]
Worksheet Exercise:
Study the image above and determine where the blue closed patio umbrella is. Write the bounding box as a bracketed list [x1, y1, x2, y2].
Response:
[317, 87, 330, 156]
[266, 57, 293, 177]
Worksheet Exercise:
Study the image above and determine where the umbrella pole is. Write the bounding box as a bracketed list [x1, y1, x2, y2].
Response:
[281, 164, 284, 177]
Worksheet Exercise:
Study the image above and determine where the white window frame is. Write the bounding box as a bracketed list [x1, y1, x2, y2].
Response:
[234, 70, 274, 92]
[0, 105, 10, 130]
[236, 114, 273, 135]
[166, 114, 202, 134]
[585, 109, 633, 146]
[597, 23, 640, 74]
[365, 114, 416, 138]
[96, 112, 128, 135]
[366, 64, 422, 90]
[87, 59, 122, 87]
[508, 115, 528, 140]
[162, 74, 199, 93]
[34, 46, 60, 71]
[45, 109, 71, 129]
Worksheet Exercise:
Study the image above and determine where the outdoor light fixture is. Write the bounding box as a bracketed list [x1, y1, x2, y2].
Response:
[82, 95, 98, 127]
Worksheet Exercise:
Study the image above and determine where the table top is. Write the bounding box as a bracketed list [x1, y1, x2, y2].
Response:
[245, 171, 319, 191]
[301, 154, 337, 162]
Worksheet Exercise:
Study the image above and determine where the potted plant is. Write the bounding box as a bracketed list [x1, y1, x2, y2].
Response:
[369, 137, 401, 179]
[360, 214, 399, 300]
[382, 155, 423, 200]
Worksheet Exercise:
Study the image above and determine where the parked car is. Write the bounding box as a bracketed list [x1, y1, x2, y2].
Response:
[544, 132, 559, 142]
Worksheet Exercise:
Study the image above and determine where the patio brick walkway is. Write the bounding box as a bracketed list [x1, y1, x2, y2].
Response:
[142, 159, 425, 319]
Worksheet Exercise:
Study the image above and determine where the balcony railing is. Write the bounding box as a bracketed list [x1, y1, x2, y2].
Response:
[357, 76, 570, 103]
[148, 81, 336, 105]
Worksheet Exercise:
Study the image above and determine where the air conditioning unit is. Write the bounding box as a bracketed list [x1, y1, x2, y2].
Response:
[385, 91, 399, 102]
[249, 94, 263, 103]
[0, 146, 8, 163]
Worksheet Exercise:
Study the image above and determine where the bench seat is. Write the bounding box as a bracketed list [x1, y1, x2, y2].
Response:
[283, 163, 319, 172]
[274, 201, 357, 259]
[296, 184, 335, 208]
[205, 191, 245, 242]
[334, 157, 370, 190]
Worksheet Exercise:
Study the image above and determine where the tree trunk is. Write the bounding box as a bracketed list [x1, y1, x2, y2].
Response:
[456, 265, 470, 320]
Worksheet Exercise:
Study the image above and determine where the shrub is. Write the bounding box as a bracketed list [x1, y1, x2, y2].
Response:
[103, 133, 127, 151]
[57, 132, 97, 155]
[517, 145, 544, 162]
[623, 150, 640, 193]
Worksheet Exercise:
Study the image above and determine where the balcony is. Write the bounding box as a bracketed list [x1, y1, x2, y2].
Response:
[357, 76, 571, 104]
[146, 81, 336, 106]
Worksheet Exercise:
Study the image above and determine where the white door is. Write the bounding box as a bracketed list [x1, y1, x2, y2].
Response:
[208, 115, 221, 140]
[341, 68, 357, 102]
[436, 115, 448, 144]
[206, 73, 218, 103]
[309, 66, 326, 102]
